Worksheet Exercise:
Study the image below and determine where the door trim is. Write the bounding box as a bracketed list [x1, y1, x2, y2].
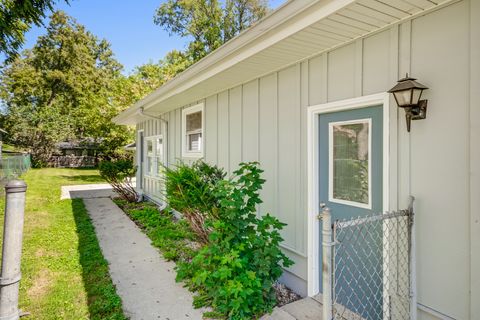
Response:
[137, 129, 144, 195]
[306, 92, 391, 296]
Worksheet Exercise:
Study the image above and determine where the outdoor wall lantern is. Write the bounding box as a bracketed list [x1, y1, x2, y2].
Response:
[388, 73, 429, 132]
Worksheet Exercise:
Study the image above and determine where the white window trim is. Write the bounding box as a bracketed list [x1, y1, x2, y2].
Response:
[182, 103, 204, 158]
[306, 92, 392, 297]
[328, 118, 372, 210]
[144, 135, 164, 180]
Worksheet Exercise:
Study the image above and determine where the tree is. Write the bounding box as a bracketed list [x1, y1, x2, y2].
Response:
[0, 11, 130, 166]
[154, 0, 269, 61]
[112, 50, 191, 112]
[0, 0, 68, 61]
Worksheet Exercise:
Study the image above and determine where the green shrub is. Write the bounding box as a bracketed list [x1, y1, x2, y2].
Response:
[164, 161, 226, 243]
[99, 159, 138, 202]
[114, 200, 199, 263]
[176, 162, 293, 320]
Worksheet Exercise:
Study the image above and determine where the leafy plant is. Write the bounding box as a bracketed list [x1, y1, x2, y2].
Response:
[114, 199, 200, 263]
[176, 162, 293, 319]
[99, 159, 138, 202]
[163, 160, 226, 243]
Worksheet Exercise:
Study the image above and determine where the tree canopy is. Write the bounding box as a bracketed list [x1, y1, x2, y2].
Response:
[0, 1, 272, 167]
[113, 50, 191, 112]
[154, 0, 269, 61]
[0, 0, 68, 61]
[0, 11, 128, 166]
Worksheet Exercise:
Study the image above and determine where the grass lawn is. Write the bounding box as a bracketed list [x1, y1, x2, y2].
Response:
[0, 168, 126, 320]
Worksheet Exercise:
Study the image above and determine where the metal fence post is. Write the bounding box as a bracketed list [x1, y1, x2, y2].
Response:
[408, 196, 417, 320]
[0, 180, 27, 320]
[322, 205, 333, 320]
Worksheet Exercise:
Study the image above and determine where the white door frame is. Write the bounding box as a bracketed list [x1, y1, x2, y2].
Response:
[306, 92, 391, 296]
[137, 129, 144, 195]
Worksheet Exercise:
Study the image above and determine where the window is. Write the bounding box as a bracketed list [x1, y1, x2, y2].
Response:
[329, 119, 371, 208]
[182, 103, 204, 158]
[145, 135, 164, 178]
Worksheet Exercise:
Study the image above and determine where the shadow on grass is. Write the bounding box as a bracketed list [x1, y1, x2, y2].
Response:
[60, 175, 105, 184]
[71, 198, 126, 320]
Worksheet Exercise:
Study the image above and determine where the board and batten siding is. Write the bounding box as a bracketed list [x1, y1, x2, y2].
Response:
[136, 119, 166, 203]
[136, 1, 476, 318]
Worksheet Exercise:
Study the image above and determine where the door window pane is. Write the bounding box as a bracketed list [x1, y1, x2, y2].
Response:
[147, 156, 153, 175]
[156, 138, 163, 158]
[147, 140, 153, 154]
[331, 120, 370, 205]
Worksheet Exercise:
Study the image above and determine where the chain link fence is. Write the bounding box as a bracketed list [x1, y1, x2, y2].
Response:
[322, 201, 414, 320]
[0, 154, 31, 181]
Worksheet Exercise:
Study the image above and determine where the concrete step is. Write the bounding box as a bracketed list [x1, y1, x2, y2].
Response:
[280, 297, 324, 320]
[260, 307, 296, 320]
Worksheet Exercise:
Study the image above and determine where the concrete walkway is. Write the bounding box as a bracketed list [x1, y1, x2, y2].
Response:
[78, 194, 205, 320]
[64, 183, 323, 320]
[61, 183, 115, 200]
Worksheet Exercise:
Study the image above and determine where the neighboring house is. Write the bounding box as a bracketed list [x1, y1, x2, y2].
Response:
[49, 139, 100, 168]
[114, 1, 479, 319]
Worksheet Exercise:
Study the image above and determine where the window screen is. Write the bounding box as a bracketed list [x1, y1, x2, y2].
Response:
[186, 111, 202, 133]
[331, 120, 370, 205]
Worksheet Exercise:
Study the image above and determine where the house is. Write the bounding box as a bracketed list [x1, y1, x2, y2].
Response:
[49, 139, 100, 168]
[114, 0, 479, 319]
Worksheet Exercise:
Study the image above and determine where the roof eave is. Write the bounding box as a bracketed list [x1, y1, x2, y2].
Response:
[113, 0, 353, 125]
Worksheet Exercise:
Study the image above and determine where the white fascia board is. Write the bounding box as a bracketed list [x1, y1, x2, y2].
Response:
[114, 0, 355, 125]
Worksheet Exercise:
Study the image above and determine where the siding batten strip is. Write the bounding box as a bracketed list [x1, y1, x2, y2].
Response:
[355, 38, 364, 96]
[322, 53, 328, 103]
[389, 24, 399, 211]
[470, 0, 480, 317]
[397, 20, 411, 209]
[298, 61, 309, 254]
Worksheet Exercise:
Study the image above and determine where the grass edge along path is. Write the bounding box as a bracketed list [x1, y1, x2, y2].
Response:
[0, 168, 126, 320]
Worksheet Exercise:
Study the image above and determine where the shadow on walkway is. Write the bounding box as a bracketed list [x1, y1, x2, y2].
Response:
[71, 198, 126, 319]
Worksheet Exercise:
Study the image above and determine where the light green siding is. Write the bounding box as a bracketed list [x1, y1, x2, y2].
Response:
[135, 1, 477, 317]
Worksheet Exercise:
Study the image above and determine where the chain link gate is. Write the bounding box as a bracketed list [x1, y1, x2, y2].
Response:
[322, 198, 415, 320]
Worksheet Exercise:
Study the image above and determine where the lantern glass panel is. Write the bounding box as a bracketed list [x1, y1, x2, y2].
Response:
[394, 89, 413, 107]
[411, 88, 423, 105]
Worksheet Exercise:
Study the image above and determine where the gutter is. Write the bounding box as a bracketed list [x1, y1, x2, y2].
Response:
[112, 0, 335, 124]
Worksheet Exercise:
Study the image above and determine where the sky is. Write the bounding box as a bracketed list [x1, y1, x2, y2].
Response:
[16, 0, 286, 75]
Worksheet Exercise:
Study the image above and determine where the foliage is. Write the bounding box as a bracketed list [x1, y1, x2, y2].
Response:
[99, 158, 138, 202]
[154, 0, 269, 61]
[112, 50, 191, 112]
[0, 11, 131, 166]
[176, 162, 293, 319]
[164, 160, 226, 243]
[0, 168, 125, 319]
[114, 199, 200, 262]
[0, 0, 68, 61]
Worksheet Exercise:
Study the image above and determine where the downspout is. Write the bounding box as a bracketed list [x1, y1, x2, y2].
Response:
[136, 107, 169, 210]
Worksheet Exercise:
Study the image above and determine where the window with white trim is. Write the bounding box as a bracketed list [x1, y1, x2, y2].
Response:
[182, 103, 204, 158]
[329, 119, 372, 208]
[145, 135, 164, 178]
